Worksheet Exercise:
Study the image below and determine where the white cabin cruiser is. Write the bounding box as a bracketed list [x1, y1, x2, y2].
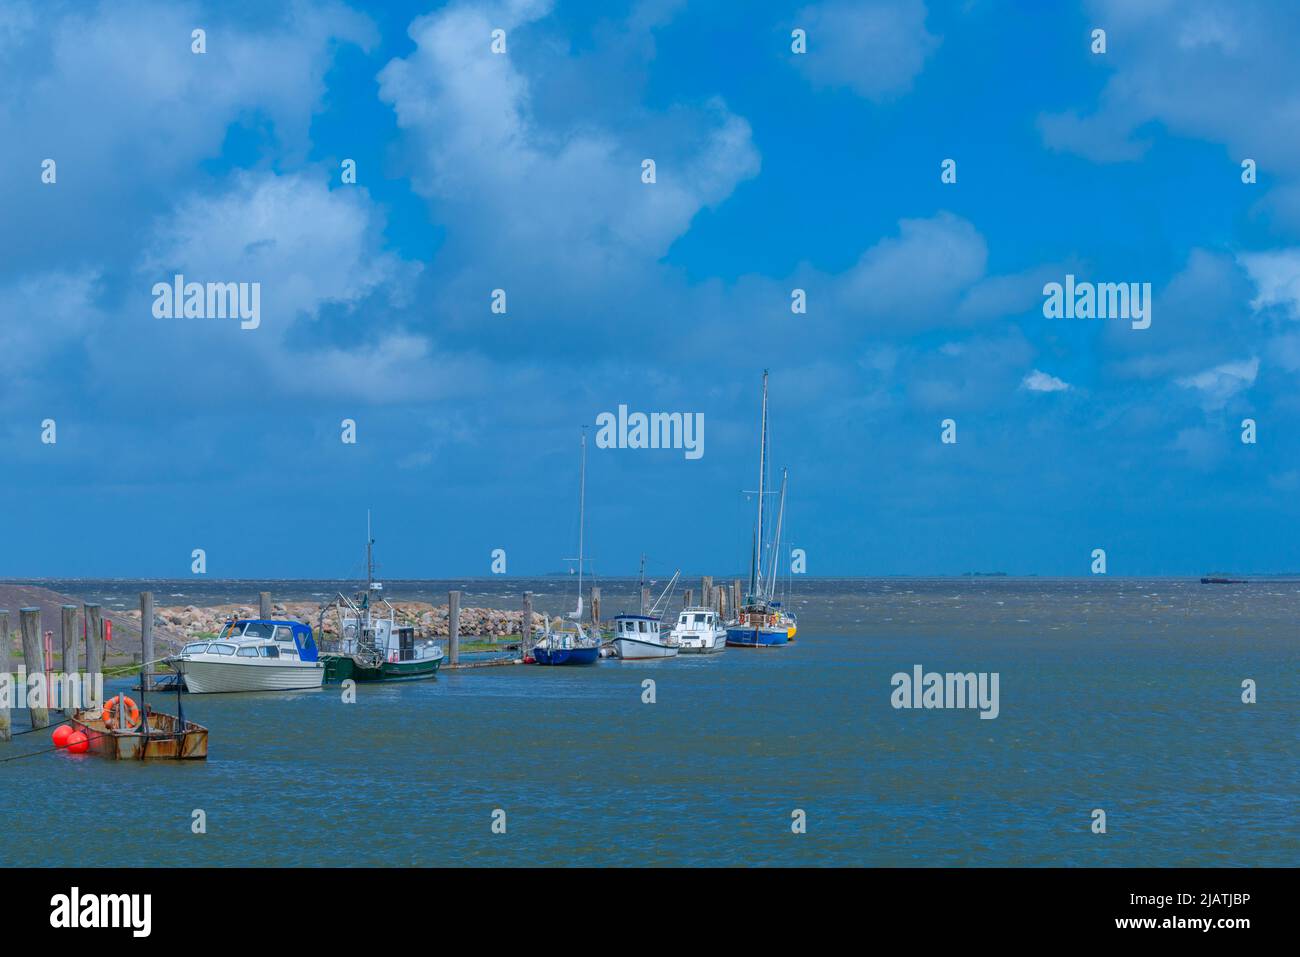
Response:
[669, 606, 728, 653]
[612, 614, 679, 660]
[168, 619, 325, 693]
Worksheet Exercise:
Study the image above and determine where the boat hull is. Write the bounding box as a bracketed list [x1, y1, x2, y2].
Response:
[725, 626, 789, 647]
[68, 710, 208, 760]
[613, 637, 679, 660]
[532, 645, 600, 666]
[674, 630, 728, 653]
[175, 659, 325, 693]
[322, 654, 443, 683]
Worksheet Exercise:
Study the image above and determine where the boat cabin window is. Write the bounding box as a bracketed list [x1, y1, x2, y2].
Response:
[638, 620, 648, 633]
[237, 646, 259, 657]
[678, 614, 688, 625]
[259, 646, 280, 658]
[210, 643, 236, 656]
[242, 622, 275, 639]
[182, 642, 209, 655]
[693, 614, 706, 624]
[274, 626, 293, 642]
[219, 623, 244, 639]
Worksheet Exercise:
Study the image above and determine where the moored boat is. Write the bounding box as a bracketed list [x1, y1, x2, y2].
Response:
[670, 606, 727, 653]
[318, 515, 445, 682]
[531, 429, 602, 666]
[726, 371, 798, 648]
[612, 614, 678, 659]
[67, 696, 207, 760]
[167, 619, 324, 693]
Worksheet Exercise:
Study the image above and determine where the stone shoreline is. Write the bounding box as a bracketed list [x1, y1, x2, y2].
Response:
[121, 601, 555, 641]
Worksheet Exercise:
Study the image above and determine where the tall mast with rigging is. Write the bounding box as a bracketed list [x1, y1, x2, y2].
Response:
[749, 370, 769, 602]
[572, 429, 587, 621]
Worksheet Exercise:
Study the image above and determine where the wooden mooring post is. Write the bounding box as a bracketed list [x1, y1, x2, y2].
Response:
[683, 588, 693, 609]
[61, 604, 78, 713]
[522, 591, 533, 657]
[590, 586, 600, 626]
[140, 591, 154, 692]
[85, 603, 103, 687]
[259, 592, 272, 620]
[640, 587, 650, 615]
[0, 610, 11, 741]
[732, 579, 742, 612]
[60, 604, 78, 672]
[20, 608, 48, 730]
[448, 590, 461, 666]
[702, 576, 713, 610]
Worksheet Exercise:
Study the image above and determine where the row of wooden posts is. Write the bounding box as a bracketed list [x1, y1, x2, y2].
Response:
[0, 601, 112, 741]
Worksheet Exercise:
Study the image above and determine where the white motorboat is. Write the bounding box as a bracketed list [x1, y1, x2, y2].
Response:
[669, 606, 728, 653]
[612, 614, 679, 659]
[168, 619, 325, 693]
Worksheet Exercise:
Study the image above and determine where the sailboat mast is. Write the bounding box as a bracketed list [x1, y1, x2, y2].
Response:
[752, 370, 769, 599]
[576, 429, 586, 618]
[766, 468, 788, 601]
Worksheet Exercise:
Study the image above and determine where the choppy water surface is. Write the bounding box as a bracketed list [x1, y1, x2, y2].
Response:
[2, 578, 1296, 866]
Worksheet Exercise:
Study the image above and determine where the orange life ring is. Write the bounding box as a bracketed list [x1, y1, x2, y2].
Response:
[102, 694, 141, 730]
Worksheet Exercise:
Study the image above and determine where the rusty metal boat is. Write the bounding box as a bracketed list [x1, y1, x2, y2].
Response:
[68, 705, 208, 760]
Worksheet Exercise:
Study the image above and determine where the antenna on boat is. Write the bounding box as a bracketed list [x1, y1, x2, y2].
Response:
[365, 509, 375, 593]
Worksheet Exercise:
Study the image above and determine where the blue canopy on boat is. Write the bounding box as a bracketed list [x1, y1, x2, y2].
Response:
[231, 618, 319, 662]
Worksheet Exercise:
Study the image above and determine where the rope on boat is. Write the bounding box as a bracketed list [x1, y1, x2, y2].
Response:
[102, 656, 172, 677]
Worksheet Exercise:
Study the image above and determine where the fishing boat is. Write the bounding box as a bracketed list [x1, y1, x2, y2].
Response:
[531, 430, 602, 666]
[612, 615, 678, 659]
[612, 570, 681, 659]
[165, 619, 324, 693]
[318, 515, 445, 682]
[669, 606, 728, 653]
[67, 692, 207, 760]
[726, 371, 799, 648]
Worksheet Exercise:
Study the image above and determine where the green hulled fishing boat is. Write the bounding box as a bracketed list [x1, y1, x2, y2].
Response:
[318, 514, 444, 683]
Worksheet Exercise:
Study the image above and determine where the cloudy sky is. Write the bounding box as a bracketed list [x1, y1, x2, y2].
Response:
[2, 0, 1298, 578]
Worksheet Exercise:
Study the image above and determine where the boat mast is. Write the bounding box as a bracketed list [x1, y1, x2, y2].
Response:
[365, 509, 375, 593]
[766, 468, 788, 602]
[573, 429, 586, 621]
[750, 370, 769, 602]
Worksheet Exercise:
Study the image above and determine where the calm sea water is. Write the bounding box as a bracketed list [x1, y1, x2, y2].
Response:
[1, 578, 1296, 867]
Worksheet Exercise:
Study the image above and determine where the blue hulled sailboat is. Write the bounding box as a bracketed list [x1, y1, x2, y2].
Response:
[531, 429, 602, 666]
[726, 371, 798, 648]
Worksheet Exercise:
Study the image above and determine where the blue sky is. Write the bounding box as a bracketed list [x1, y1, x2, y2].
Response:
[3, 0, 1300, 578]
